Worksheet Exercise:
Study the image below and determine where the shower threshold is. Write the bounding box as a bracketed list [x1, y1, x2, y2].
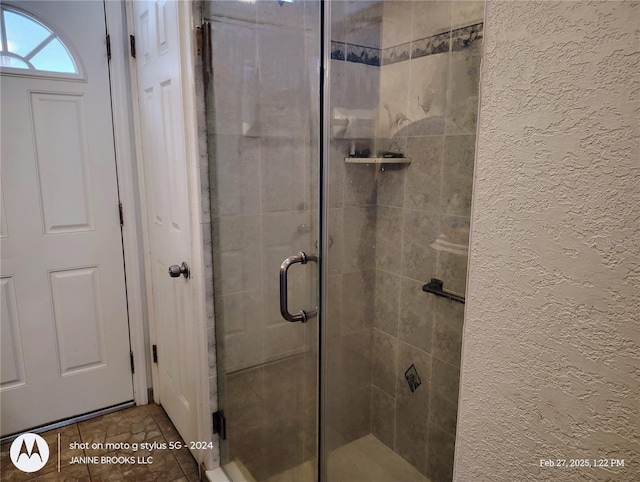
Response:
[223, 434, 431, 482]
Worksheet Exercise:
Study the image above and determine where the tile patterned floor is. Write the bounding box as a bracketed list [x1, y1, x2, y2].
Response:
[1, 403, 201, 481]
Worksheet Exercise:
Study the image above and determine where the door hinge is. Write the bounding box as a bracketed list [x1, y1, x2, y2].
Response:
[212, 411, 226, 440]
[201, 22, 212, 79]
[118, 202, 124, 226]
[195, 25, 202, 57]
[130, 35, 136, 58]
[106, 34, 111, 61]
[152, 344, 158, 363]
[130, 352, 135, 373]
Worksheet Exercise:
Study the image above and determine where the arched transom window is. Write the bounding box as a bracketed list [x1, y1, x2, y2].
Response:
[0, 6, 79, 75]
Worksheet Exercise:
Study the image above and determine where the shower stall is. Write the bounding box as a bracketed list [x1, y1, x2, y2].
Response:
[203, 1, 483, 481]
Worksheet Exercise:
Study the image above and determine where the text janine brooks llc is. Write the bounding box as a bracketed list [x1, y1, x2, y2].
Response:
[70, 455, 153, 465]
[68, 440, 174, 465]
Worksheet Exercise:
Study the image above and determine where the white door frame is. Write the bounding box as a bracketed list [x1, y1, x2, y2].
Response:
[103, 0, 149, 407]
[173, 2, 215, 468]
[120, 0, 213, 468]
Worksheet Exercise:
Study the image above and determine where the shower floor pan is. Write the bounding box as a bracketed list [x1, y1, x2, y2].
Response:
[223, 433, 431, 482]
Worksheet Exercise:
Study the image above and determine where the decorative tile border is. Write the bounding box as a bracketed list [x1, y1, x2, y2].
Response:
[346, 43, 381, 66]
[331, 22, 482, 67]
[331, 40, 346, 61]
[411, 31, 450, 61]
[385, 22, 483, 66]
[451, 23, 484, 52]
[331, 40, 380, 66]
[382, 41, 410, 65]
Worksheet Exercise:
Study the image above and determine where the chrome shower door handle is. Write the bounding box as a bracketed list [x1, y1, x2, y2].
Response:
[279, 251, 318, 323]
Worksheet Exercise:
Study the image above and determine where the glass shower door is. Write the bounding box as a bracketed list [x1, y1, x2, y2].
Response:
[204, 1, 321, 481]
[205, 1, 482, 481]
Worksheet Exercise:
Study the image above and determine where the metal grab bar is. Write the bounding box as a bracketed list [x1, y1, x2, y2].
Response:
[279, 252, 318, 323]
[422, 278, 465, 304]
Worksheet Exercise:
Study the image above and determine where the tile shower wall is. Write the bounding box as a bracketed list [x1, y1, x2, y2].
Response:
[369, 2, 483, 482]
[325, 0, 381, 451]
[327, 1, 482, 479]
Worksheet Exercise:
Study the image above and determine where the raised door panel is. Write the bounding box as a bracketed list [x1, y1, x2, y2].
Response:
[159, 78, 184, 234]
[0, 277, 26, 389]
[30, 92, 94, 234]
[0, 182, 7, 239]
[49, 267, 106, 375]
[141, 86, 167, 227]
[156, 1, 170, 55]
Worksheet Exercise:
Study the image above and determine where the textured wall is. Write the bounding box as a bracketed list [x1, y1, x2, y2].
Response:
[456, 1, 639, 481]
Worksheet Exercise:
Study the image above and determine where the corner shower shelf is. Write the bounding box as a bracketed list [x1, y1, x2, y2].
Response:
[344, 157, 412, 164]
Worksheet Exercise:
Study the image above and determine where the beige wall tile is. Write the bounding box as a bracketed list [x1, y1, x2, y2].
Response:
[445, 48, 481, 135]
[382, 1, 413, 49]
[425, 424, 455, 482]
[373, 328, 398, 395]
[214, 215, 262, 295]
[342, 270, 376, 334]
[374, 270, 401, 335]
[411, 1, 452, 40]
[404, 135, 444, 212]
[343, 206, 377, 273]
[401, 209, 439, 282]
[451, 0, 484, 29]
[376, 206, 403, 273]
[407, 53, 449, 131]
[378, 61, 410, 137]
[372, 386, 396, 448]
[394, 405, 428, 473]
[210, 135, 260, 217]
[442, 135, 476, 217]
[398, 277, 435, 354]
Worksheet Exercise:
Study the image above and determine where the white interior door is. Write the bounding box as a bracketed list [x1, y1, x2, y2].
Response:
[0, 1, 133, 436]
[132, 0, 198, 445]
